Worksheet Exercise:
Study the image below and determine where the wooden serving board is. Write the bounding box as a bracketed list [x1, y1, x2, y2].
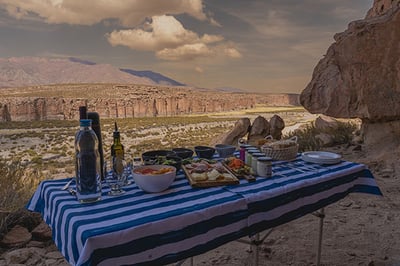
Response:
[221, 161, 256, 182]
[182, 164, 239, 188]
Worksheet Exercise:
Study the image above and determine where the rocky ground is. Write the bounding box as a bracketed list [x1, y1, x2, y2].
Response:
[0, 142, 398, 266]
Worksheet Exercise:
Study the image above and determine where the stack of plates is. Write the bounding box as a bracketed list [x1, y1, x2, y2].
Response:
[301, 151, 342, 164]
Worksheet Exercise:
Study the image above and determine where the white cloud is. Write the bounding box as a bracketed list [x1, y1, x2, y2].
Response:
[0, 0, 207, 26]
[107, 15, 241, 61]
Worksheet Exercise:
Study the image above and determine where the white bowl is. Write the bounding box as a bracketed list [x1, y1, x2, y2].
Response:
[132, 165, 176, 193]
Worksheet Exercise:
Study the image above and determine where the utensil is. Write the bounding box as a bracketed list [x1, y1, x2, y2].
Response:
[61, 179, 74, 190]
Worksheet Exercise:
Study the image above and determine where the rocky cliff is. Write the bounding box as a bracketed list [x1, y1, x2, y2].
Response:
[300, 0, 400, 154]
[0, 84, 299, 121]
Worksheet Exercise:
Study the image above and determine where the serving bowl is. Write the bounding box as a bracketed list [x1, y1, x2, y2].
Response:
[172, 148, 194, 159]
[155, 155, 182, 171]
[215, 144, 236, 158]
[194, 146, 216, 159]
[142, 150, 176, 164]
[132, 165, 176, 193]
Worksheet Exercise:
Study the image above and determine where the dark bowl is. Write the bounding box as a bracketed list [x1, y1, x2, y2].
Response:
[142, 150, 176, 164]
[215, 144, 236, 158]
[163, 155, 182, 171]
[172, 148, 194, 159]
[194, 146, 216, 159]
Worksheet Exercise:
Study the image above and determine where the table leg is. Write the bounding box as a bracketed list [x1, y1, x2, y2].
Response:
[313, 208, 325, 266]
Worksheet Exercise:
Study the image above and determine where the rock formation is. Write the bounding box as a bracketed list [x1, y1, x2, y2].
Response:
[216, 115, 285, 146]
[0, 84, 300, 122]
[216, 118, 251, 146]
[247, 116, 270, 145]
[269, 115, 285, 140]
[300, 1, 400, 154]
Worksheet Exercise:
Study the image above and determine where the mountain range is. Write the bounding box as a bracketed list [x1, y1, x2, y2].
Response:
[0, 57, 185, 88]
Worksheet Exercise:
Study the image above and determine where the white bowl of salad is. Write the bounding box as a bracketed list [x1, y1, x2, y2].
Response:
[132, 165, 176, 193]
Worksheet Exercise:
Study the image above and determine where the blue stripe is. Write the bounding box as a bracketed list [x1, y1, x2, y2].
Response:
[248, 169, 381, 216]
[88, 206, 248, 265]
[247, 183, 382, 234]
[66, 190, 238, 263]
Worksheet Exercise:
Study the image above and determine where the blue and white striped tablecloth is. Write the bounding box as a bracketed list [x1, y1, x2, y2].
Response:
[26, 156, 382, 266]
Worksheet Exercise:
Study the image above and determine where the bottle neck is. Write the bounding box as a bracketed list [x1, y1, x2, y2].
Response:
[113, 135, 122, 145]
[80, 125, 92, 131]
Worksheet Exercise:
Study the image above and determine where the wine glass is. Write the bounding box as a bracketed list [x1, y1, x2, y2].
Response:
[104, 157, 127, 196]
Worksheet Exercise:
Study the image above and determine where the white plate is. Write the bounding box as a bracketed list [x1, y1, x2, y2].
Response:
[301, 151, 342, 164]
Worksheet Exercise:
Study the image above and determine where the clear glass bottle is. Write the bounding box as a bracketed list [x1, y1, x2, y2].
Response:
[75, 119, 102, 203]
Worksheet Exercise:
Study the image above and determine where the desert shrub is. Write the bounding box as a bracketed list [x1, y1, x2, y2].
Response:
[285, 120, 358, 152]
[0, 160, 45, 236]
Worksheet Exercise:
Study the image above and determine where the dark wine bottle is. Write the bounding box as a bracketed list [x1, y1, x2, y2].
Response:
[88, 112, 105, 180]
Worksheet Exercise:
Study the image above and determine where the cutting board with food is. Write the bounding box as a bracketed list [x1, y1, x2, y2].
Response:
[222, 157, 256, 182]
[182, 158, 239, 187]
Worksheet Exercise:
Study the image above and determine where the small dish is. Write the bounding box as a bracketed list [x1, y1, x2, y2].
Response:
[194, 146, 216, 159]
[215, 144, 236, 158]
[172, 148, 194, 159]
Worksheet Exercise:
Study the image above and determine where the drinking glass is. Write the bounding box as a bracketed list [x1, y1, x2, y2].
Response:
[104, 157, 127, 196]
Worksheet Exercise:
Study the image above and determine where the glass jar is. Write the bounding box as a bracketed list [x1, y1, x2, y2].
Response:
[257, 156, 272, 177]
[246, 148, 259, 166]
[251, 152, 265, 175]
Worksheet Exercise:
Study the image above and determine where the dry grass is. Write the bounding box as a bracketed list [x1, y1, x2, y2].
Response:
[285, 120, 358, 152]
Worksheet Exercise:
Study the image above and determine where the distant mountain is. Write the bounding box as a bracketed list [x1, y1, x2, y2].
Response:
[120, 69, 185, 86]
[0, 57, 184, 88]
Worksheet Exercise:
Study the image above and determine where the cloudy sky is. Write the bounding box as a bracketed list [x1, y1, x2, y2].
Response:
[0, 0, 373, 93]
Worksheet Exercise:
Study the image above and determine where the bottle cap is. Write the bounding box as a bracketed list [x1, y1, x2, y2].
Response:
[80, 119, 91, 127]
[258, 156, 272, 162]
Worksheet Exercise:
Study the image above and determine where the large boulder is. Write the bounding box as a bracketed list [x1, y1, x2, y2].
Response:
[247, 116, 270, 145]
[300, 2, 400, 153]
[300, 6, 400, 122]
[269, 115, 285, 140]
[214, 118, 251, 146]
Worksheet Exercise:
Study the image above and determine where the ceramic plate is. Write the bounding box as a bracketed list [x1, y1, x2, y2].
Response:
[301, 151, 342, 164]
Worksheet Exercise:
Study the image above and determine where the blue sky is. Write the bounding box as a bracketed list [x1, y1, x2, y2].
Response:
[0, 0, 373, 93]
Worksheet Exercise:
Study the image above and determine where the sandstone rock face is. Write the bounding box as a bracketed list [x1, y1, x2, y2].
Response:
[0, 84, 300, 122]
[366, 0, 400, 18]
[300, 6, 400, 122]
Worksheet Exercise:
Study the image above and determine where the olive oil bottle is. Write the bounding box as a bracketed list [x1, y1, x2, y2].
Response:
[111, 121, 124, 160]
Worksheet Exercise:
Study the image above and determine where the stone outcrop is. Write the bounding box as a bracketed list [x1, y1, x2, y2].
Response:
[0, 84, 300, 122]
[366, 0, 400, 18]
[269, 115, 285, 140]
[300, 1, 400, 154]
[216, 115, 285, 146]
[300, 5, 400, 121]
[216, 118, 251, 146]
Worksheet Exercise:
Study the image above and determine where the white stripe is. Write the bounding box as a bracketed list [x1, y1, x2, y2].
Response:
[77, 195, 248, 265]
[248, 177, 379, 226]
[98, 217, 248, 266]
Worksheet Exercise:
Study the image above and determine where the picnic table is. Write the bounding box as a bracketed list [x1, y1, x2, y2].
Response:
[26, 155, 382, 266]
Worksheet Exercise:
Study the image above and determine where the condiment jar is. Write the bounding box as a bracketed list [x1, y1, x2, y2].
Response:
[257, 156, 272, 177]
[240, 144, 251, 161]
[251, 152, 264, 175]
[246, 148, 259, 166]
